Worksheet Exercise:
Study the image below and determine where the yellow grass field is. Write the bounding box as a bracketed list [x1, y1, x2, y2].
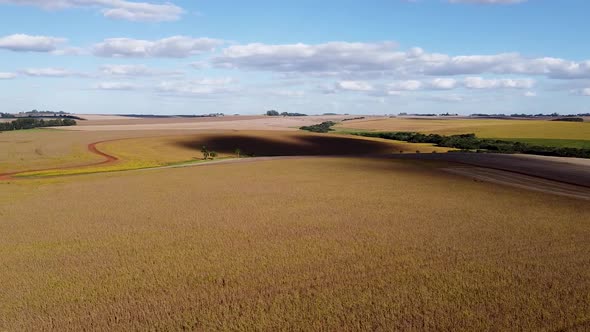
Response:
[1, 157, 590, 331]
[5, 129, 450, 178]
[0, 129, 195, 174]
[338, 117, 590, 140]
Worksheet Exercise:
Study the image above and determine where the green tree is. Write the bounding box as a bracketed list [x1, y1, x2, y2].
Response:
[201, 146, 209, 160]
[234, 148, 241, 158]
[209, 151, 218, 159]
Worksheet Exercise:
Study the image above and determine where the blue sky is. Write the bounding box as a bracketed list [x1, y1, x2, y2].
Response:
[0, 0, 589, 115]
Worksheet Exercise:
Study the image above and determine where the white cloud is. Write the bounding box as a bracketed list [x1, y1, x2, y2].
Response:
[580, 88, 590, 96]
[100, 64, 181, 76]
[214, 42, 402, 73]
[157, 78, 236, 97]
[0, 34, 65, 52]
[420, 95, 465, 103]
[214, 42, 590, 80]
[51, 47, 86, 56]
[428, 78, 457, 90]
[94, 81, 140, 90]
[189, 61, 209, 69]
[523, 91, 537, 97]
[463, 77, 534, 89]
[387, 80, 422, 91]
[336, 80, 373, 92]
[93, 36, 223, 58]
[0, 72, 17, 79]
[270, 90, 305, 97]
[0, 0, 184, 22]
[20, 67, 81, 77]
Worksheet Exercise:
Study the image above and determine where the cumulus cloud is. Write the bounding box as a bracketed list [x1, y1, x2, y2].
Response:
[0, 0, 184, 22]
[463, 77, 534, 89]
[387, 80, 422, 91]
[428, 78, 457, 90]
[94, 81, 140, 90]
[99, 64, 181, 76]
[93, 36, 223, 58]
[213, 42, 590, 80]
[20, 67, 82, 77]
[0, 72, 17, 79]
[328, 76, 535, 97]
[335, 80, 374, 92]
[523, 91, 537, 97]
[157, 78, 236, 97]
[0, 34, 65, 52]
[420, 95, 465, 103]
[214, 42, 402, 73]
[269, 90, 305, 97]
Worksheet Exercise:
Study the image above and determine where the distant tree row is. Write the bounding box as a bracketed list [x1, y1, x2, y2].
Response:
[354, 131, 590, 159]
[552, 117, 584, 122]
[342, 117, 365, 121]
[266, 110, 307, 117]
[471, 112, 589, 118]
[0, 118, 77, 132]
[299, 121, 337, 133]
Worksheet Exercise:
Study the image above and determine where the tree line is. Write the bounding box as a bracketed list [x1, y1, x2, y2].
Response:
[299, 121, 337, 133]
[266, 110, 307, 117]
[0, 118, 77, 132]
[354, 132, 590, 159]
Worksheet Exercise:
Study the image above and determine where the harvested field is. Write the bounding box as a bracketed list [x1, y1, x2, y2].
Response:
[75, 115, 265, 127]
[1, 157, 590, 331]
[60, 115, 350, 131]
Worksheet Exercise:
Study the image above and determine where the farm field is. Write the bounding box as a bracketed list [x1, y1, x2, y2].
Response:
[337, 117, 590, 147]
[2, 128, 449, 178]
[0, 128, 199, 175]
[2, 117, 590, 331]
[62, 114, 350, 132]
[2, 156, 590, 331]
[6, 1, 590, 330]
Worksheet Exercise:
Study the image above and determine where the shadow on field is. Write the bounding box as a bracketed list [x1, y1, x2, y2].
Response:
[177, 134, 396, 156]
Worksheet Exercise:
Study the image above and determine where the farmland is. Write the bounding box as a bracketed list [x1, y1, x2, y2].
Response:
[1, 116, 590, 331]
[1, 124, 449, 178]
[337, 117, 590, 147]
[2, 155, 590, 331]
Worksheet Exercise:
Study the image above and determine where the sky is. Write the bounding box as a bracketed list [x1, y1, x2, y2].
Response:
[0, 0, 589, 115]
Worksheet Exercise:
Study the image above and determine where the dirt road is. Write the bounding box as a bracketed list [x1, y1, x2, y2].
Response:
[389, 153, 590, 188]
[0, 140, 119, 180]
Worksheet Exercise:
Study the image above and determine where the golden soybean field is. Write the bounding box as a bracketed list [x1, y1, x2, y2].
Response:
[1, 155, 590, 331]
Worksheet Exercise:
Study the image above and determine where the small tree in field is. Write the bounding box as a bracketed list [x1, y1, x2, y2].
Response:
[201, 146, 209, 160]
[209, 151, 218, 159]
[234, 148, 241, 158]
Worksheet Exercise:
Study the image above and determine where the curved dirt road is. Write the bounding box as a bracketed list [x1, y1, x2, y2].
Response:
[0, 140, 119, 180]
